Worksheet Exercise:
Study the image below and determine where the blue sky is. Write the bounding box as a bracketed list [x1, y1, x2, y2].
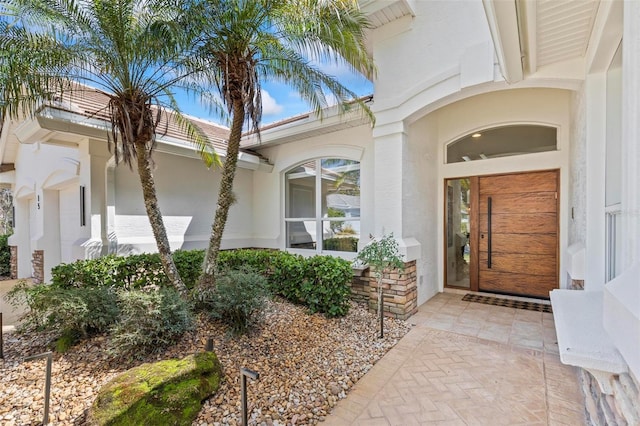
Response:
[176, 63, 373, 126]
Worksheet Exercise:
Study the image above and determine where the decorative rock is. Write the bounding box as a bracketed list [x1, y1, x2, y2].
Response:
[88, 352, 222, 425]
[1, 300, 410, 425]
[328, 383, 341, 395]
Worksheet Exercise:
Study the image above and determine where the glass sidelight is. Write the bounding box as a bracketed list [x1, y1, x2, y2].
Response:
[446, 178, 471, 288]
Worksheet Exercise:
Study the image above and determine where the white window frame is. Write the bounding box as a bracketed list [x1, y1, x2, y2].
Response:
[284, 158, 360, 259]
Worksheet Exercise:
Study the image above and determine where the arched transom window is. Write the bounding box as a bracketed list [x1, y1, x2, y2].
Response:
[446, 125, 557, 163]
[285, 158, 360, 253]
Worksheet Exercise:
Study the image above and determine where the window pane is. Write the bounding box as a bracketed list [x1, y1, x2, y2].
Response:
[446, 125, 557, 163]
[286, 161, 315, 218]
[322, 219, 359, 252]
[285, 158, 361, 254]
[446, 179, 470, 288]
[286, 221, 317, 249]
[321, 159, 360, 219]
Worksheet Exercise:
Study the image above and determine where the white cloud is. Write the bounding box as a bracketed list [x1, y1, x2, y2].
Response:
[261, 90, 284, 116]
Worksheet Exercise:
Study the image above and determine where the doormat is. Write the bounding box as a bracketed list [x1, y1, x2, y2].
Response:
[462, 293, 552, 313]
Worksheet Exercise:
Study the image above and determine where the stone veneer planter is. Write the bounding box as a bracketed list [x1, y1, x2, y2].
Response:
[351, 260, 418, 320]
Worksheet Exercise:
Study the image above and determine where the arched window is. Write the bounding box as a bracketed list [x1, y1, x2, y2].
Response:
[285, 158, 360, 253]
[446, 125, 557, 163]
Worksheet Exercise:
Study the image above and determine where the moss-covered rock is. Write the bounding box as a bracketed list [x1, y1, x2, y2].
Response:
[88, 352, 222, 426]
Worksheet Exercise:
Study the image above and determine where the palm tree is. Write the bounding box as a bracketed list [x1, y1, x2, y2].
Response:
[0, 0, 218, 293]
[195, 0, 375, 287]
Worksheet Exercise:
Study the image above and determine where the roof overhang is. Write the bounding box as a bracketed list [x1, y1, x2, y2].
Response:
[241, 101, 373, 149]
[11, 107, 271, 172]
[482, 0, 524, 84]
[484, 0, 602, 83]
[359, 0, 415, 28]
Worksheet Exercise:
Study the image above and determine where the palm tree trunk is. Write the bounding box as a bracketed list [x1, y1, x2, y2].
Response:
[199, 99, 245, 288]
[135, 141, 187, 294]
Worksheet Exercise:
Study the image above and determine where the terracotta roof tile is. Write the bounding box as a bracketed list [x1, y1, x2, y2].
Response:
[47, 85, 231, 152]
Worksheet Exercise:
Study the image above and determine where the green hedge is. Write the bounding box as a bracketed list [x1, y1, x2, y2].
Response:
[0, 234, 11, 276]
[51, 250, 205, 290]
[50, 248, 354, 317]
[217, 249, 352, 317]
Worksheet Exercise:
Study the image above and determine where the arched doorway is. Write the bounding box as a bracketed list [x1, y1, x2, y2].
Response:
[445, 126, 559, 299]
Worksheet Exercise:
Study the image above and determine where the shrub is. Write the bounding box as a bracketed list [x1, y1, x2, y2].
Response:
[109, 287, 193, 356]
[0, 234, 11, 276]
[7, 282, 119, 339]
[51, 250, 206, 290]
[173, 249, 205, 289]
[55, 329, 80, 353]
[199, 269, 269, 335]
[51, 254, 166, 289]
[268, 251, 306, 303]
[215, 250, 353, 317]
[301, 256, 352, 317]
[217, 248, 273, 272]
[49, 286, 120, 336]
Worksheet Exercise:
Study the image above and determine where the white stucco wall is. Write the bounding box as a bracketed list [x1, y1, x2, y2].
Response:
[372, 0, 493, 109]
[10, 139, 86, 280]
[112, 150, 254, 253]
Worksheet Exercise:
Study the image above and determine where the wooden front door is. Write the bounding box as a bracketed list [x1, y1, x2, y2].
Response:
[476, 170, 559, 298]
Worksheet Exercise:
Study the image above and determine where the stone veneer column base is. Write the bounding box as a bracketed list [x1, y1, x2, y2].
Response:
[580, 369, 640, 425]
[32, 250, 44, 284]
[350, 260, 418, 320]
[9, 245, 17, 279]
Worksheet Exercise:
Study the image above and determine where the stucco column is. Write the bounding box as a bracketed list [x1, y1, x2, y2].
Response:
[87, 141, 113, 257]
[584, 75, 607, 291]
[373, 121, 406, 237]
[371, 120, 421, 261]
[621, 0, 640, 268]
[9, 196, 33, 278]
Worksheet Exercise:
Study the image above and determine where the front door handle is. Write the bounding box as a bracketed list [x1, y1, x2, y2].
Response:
[487, 196, 492, 269]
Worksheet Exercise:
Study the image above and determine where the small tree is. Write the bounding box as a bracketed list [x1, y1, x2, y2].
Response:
[355, 234, 404, 338]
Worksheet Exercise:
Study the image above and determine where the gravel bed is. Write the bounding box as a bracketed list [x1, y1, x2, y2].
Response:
[0, 300, 411, 425]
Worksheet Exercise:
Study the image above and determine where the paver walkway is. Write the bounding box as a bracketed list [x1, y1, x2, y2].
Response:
[325, 291, 587, 425]
[0, 279, 26, 331]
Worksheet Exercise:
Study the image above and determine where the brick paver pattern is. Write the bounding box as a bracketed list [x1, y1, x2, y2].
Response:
[326, 292, 586, 425]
